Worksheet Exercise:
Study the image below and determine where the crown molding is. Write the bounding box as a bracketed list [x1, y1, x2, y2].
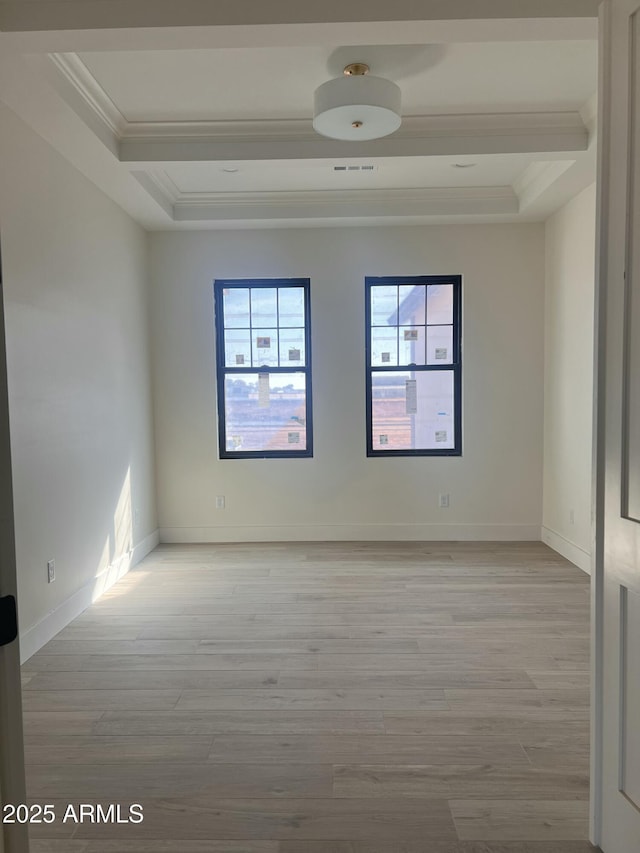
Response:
[129, 171, 519, 222]
[142, 169, 182, 203]
[167, 185, 518, 222]
[48, 52, 126, 137]
[121, 111, 587, 141]
[513, 160, 575, 209]
[175, 186, 516, 206]
[129, 171, 177, 217]
[119, 114, 588, 164]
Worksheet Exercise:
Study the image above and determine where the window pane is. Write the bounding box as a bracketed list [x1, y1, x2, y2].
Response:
[371, 369, 455, 451]
[398, 284, 426, 326]
[427, 283, 454, 325]
[223, 288, 250, 328]
[279, 327, 305, 366]
[251, 287, 278, 327]
[399, 326, 426, 366]
[224, 372, 307, 452]
[224, 329, 252, 366]
[252, 329, 279, 367]
[371, 326, 398, 366]
[278, 287, 305, 328]
[371, 285, 398, 326]
[427, 326, 454, 364]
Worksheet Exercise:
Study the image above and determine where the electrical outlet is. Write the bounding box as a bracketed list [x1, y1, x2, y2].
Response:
[215, 495, 226, 509]
[47, 559, 55, 583]
[439, 493, 450, 509]
[569, 508, 575, 525]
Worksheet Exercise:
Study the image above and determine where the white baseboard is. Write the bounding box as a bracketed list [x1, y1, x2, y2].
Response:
[19, 529, 160, 663]
[160, 523, 541, 543]
[541, 525, 591, 575]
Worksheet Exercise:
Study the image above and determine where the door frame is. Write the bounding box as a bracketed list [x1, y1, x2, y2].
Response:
[590, 2, 609, 844]
[0, 243, 29, 852]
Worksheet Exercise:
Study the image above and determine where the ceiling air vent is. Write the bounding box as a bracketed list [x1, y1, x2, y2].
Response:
[333, 165, 376, 172]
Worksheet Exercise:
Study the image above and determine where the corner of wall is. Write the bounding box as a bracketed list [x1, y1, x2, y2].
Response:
[18, 529, 160, 663]
[541, 526, 591, 575]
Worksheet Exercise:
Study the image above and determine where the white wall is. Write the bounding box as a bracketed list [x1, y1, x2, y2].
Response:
[150, 223, 545, 542]
[542, 183, 596, 573]
[0, 104, 158, 658]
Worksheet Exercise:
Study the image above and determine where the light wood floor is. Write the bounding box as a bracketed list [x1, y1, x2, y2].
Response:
[21, 542, 597, 853]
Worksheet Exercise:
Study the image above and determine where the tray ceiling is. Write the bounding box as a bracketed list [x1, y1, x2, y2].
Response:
[0, 18, 598, 229]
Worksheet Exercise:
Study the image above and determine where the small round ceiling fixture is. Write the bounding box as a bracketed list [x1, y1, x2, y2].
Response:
[221, 166, 239, 173]
[452, 162, 477, 169]
[313, 63, 401, 141]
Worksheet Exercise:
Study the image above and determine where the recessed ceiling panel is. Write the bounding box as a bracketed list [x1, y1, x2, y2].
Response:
[401, 41, 597, 115]
[164, 153, 559, 194]
[78, 40, 596, 123]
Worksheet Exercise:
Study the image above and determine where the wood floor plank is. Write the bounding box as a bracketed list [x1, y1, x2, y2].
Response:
[333, 764, 589, 799]
[36, 639, 201, 655]
[52, 626, 142, 640]
[443, 689, 589, 718]
[24, 735, 213, 764]
[449, 799, 590, 841]
[138, 626, 353, 640]
[207, 734, 529, 765]
[25, 763, 333, 799]
[382, 712, 589, 740]
[252, 613, 456, 627]
[175, 688, 449, 711]
[30, 653, 319, 671]
[24, 670, 280, 691]
[21, 711, 104, 735]
[22, 655, 96, 672]
[526, 671, 589, 689]
[316, 654, 563, 671]
[417, 638, 588, 655]
[94, 710, 386, 736]
[347, 625, 589, 639]
[21, 689, 181, 712]
[69, 614, 257, 627]
[195, 639, 420, 654]
[523, 744, 589, 772]
[277, 669, 535, 690]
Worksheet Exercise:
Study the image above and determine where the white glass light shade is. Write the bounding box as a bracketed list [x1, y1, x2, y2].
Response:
[313, 74, 401, 141]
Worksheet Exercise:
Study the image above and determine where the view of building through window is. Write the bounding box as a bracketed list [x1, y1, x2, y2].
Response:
[366, 276, 462, 455]
[214, 280, 312, 458]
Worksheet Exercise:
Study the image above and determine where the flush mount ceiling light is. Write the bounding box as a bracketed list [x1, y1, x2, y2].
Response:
[313, 63, 401, 141]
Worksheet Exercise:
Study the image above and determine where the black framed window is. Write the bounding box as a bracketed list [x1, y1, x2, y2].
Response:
[365, 275, 462, 456]
[214, 279, 312, 458]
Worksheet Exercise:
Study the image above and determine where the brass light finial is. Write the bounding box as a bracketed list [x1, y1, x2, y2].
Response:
[343, 63, 370, 76]
[352, 121, 363, 128]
